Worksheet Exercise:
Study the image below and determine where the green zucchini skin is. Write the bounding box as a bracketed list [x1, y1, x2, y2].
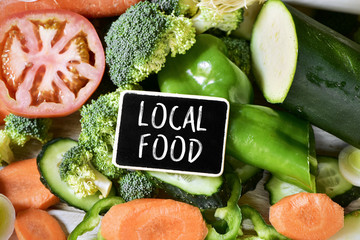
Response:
[332, 186, 360, 208]
[282, 5, 360, 148]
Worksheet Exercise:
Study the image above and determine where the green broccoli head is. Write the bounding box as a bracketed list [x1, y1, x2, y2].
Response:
[117, 171, 155, 202]
[191, 0, 244, 34]
[59, 145, 112, 198]
[152, 0, 199, 17]
[0, 130, 14, 166]
[104, 1, 196, 87]
[221, 36, 251, 76]
[78, 84, 141, 180]
[4, 114, 52, 147]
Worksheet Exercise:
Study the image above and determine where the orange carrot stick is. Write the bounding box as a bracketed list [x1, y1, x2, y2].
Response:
[0, 0, 142, 23]
[58, 0, 142, 18]
[0, 158, 59, 212]
[269, 192, 344, 240]
[14, 208, 66, 240]
[100, 198, 208, 240]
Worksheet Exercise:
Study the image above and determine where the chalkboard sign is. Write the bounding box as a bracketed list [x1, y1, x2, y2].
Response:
[113, 90, 229, 176]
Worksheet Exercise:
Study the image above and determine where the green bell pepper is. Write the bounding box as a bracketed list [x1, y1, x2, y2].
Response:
[239, 205, 289, 240]
[205, 173, 243, 240]
[226, 104, 317, 192]
[158, 34, 253, 104]
[68, 196, 124, 240]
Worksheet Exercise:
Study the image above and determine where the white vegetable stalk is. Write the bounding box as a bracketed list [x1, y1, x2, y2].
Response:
[339, 145, 360, 187]
[90, 164, 113, 198]
[197, 0, 265, 12]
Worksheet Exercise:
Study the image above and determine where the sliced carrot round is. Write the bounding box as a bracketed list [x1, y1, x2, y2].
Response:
[269, 192, 344, 240]
[101, 198, 208, 240]
[0, 158, 59, 212]
[14, 208, 66, 240]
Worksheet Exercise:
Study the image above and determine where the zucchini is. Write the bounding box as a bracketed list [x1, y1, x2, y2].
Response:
[265, 175, 306, 205]
[251, 0, 298, 103]
[253, 0, 360, 148]
[37, 138, 115, 211]
[147, 171, 229, 209]
[328, 210, 360, 240]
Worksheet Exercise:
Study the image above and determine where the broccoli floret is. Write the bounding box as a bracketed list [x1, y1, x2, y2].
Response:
[221, 36, 251, 76]
[4, 114, 52, 147]
[104, 1, 196, 87]
[191, 0, 244, 34]
[152, 0, 199, 17]
[59, 145, 112, 198]
[0, 131, 14, 166]
[117, 171, 155, 202]
[78, 84, 141, 180]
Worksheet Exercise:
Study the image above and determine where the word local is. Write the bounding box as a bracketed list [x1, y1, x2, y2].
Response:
[137, 101, 206, 163]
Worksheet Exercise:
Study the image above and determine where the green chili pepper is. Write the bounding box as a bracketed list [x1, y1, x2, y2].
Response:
[158, 34, 253, 104]
[226, 104, 317, 192]
[205, 173, 243, 240]
[239, 205, 289, 240]
[68, 196, 124, 240]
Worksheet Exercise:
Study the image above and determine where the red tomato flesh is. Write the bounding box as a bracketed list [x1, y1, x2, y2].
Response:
[0, 9, 105, 118]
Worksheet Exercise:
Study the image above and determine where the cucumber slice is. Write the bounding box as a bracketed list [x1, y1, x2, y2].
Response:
[328, 210, 360, 240]
[339, 145, 360, 187]
[0, 194, 15, 240]
[316, 156, 353, 198]
[251, 0, 298, 103]
[37, 138, 115, 211]
[147, 171, 227, 209]
[265, 175, 306, 205]
[147, 171, 222, 196]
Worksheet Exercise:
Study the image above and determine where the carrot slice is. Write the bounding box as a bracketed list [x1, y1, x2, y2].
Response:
[14, 208, 66, 240]
[0, 158, 59, 212]
[101, 198, 208, 240]
[269, 192, 344, 240]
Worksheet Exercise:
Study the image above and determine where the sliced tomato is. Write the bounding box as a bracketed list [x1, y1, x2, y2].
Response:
[0, 9, 105, 118]
[0, 101, 10, 125]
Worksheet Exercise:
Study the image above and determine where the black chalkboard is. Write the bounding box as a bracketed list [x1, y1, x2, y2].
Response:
[113, 90, 229, 176]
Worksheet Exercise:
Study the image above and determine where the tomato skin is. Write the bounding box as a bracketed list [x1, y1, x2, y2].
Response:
[0, 101, 10, 125]
[0, 9, 105, 118]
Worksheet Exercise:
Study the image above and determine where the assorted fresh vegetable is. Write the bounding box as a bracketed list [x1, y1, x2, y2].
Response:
[37, 138, 117, 211]
[1, 0, 360, 239]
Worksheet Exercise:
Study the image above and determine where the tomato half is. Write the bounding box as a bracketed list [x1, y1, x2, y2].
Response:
[0, 9, 105, 118]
